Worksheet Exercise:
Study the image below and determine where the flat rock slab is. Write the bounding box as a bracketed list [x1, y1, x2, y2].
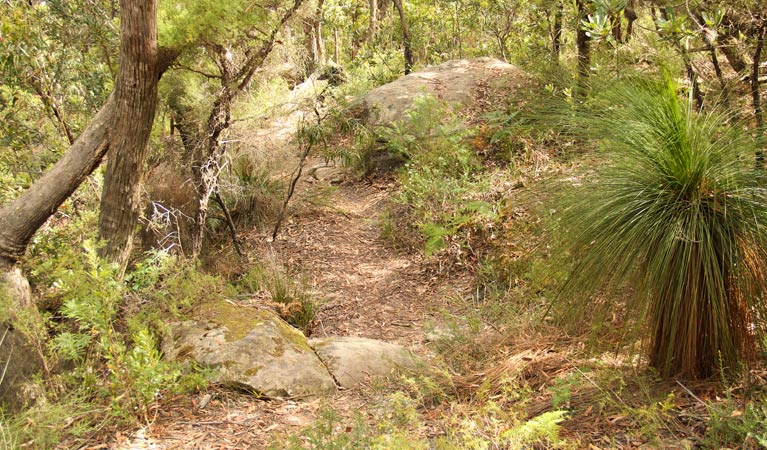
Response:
[351, 57, 526, 127]
[309, 336, 418, 388]
[163, 306, 336, 399]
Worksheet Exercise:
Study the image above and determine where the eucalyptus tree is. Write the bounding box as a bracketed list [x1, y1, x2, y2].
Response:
[0, 0, 158, 276]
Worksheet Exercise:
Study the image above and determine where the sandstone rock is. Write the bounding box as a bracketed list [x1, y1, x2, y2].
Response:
[309, 336, 418, 389]
[163, 305, 336, 399]
[350, 57, 525, 127]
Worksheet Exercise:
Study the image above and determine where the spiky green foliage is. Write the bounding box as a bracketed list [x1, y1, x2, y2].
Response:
[559, 77, 767, 379]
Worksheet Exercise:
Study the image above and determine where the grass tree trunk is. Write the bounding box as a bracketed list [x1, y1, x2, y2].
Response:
[98, 0, 160, 275]
[752, 25, 765, 168]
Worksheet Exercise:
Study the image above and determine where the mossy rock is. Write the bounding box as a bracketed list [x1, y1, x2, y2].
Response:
[163, 306, 336, 399]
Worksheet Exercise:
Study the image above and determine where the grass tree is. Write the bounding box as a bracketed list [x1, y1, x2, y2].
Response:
[560, 76, 767, 379]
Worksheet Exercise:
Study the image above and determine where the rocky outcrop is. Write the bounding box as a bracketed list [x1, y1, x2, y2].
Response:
[350, 57, 525, 127]
[310, 336, 418, 389]
[162, 303, 421, 398]
[162, 305, 336, 399]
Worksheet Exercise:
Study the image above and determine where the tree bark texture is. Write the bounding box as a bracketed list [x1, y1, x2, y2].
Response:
[0, 0, 159, 411]
[0, 0, 158, 272]
[98, 0, 160, 275]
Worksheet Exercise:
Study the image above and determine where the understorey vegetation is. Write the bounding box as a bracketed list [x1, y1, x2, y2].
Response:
[1, 0, 767, 448]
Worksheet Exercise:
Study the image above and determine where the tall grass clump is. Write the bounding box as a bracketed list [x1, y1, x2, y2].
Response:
[558, 76, 767, 379]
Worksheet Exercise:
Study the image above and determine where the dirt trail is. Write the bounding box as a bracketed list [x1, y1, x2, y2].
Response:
[259, 177, 471, 347]
[114, 175, 472, 449]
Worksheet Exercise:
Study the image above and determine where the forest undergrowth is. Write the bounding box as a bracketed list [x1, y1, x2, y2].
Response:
[3, 1, 767, 447]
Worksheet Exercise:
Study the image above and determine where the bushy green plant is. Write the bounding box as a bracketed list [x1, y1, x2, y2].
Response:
[557, 76, 767, 379]
[378, 95, 500, 259]
[50, 241, 181, 418]
[277, 408, 374, 450]
[435, 402, 569, 450]
[275, 403, 429, 450]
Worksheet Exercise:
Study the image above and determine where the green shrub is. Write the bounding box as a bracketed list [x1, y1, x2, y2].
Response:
[557, 76, 767, 379]
[50, 241, 182, 418]
[703, 391, 767, 448]
[375, 95, 501, 260]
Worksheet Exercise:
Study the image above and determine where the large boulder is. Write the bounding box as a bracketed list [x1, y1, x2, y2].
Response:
[163, 304, 336, 399]
[350, 57, 525, 127]
[309, 336, 418, 389]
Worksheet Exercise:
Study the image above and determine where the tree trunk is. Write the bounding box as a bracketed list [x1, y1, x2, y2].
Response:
[334, 26, 340, 62]
[624, 4, 637, 42]
[552, 1, 563, 62]
[575, 0, 591, 97]
[188, 0, 307, 257]
[315, 0, 325, 64]
[611, 13, 622, 42]
[392, 0, 413, 75]
[0, 98, 113, 270]
[0, 0, 159, 410]
[367, 0, 378, 42]
[97, 0, 160, 276]
[303, 20, 318, 75]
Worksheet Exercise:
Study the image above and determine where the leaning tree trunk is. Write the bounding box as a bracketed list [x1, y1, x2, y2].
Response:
[0, 0, 159, 410]
[97, 0, 160, 276]
[0, 100, 113, 271]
